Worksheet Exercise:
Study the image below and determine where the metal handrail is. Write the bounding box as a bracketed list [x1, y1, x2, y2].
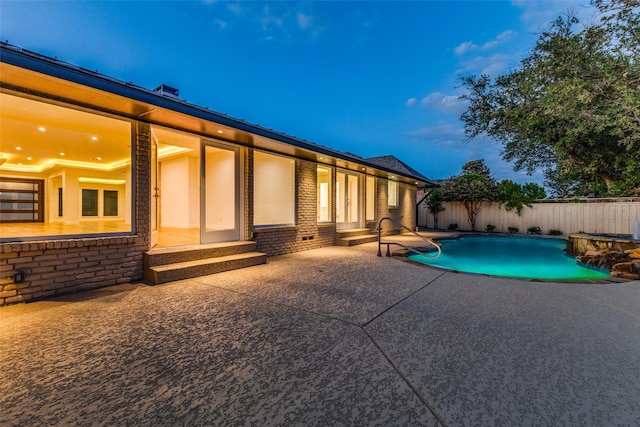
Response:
[376, 217, 441, 258]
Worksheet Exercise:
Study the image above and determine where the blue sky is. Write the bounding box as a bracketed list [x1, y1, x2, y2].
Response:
[1, 0, 593, 184]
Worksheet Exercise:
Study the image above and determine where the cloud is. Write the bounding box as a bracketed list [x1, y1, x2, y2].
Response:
[202, 1, 325, 43]
[454, 41, 476, 56]
[407, 122, 466, 146]
[419, 92, 468, 115]
[458, 53, 511, 76]
[454, 30, 514, 56]
[511, 0, 592, 31]
[406, 97, 417, 107]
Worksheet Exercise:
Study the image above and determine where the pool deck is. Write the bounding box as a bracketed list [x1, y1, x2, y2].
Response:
[1, 234, 639, 426]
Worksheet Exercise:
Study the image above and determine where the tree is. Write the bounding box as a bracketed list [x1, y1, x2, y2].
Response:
[460, 0, 640, 197]
[496, 180, 546, 215]
[426, 188, 445, 229]
[440, 160, 496, 231]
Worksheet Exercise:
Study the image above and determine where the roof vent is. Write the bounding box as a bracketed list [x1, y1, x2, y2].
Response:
[154, 84, 179, 99]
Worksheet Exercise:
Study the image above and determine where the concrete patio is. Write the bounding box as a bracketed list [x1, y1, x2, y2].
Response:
[1, 238, 639, 426]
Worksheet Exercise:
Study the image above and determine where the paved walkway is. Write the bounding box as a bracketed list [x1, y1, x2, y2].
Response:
[1, 239, 639, 426]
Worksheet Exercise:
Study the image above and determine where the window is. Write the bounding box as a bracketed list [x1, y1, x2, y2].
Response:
[82, 189, 99, 216]
[0, 92, 132, 241]
[254, 151, 295, 226]
[317, 166, 331, 222]
[103, 190, 118, 216]
[388, 180, 398, 207]
[366, 176, 375, 221]
[0, 178, 44, 223]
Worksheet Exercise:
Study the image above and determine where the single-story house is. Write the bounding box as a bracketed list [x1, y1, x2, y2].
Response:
[0, 42, 435, 306]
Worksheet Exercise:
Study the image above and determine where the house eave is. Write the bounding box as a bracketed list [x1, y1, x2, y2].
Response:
[0, 42, 426, 185]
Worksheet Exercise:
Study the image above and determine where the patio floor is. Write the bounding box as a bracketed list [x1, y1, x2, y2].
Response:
[1, 238, 639, 426]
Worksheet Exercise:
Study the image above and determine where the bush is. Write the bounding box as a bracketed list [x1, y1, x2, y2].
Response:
[486, 224, 496, 232]
[447, 223, 459, 230]
[527, 226, 542, 235]
[508, 226, 519, 234]
[548, 228, 563, 235]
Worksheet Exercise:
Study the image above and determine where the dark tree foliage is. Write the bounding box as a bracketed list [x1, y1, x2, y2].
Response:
[460, 0, 640, 197]
[440, 160, 496, 231]
[426, 188, 445, 228]
[496, 180, 547, 215]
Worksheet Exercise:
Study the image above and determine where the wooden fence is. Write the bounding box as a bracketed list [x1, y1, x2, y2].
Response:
[418, 199, 640, 235]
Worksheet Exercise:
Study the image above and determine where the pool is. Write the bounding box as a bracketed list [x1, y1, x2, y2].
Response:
[407, 235, 609, 280]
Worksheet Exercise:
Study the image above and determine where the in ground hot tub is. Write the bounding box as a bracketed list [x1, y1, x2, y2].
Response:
[567, 233, 640, 256]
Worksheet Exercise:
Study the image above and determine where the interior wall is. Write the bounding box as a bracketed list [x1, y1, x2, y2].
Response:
[161, 157, 196, 228]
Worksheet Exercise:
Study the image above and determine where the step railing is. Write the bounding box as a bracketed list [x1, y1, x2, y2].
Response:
[377, 217, 441, 258]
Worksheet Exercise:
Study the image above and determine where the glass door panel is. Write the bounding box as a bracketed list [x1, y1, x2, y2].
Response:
[336, 171, 361, 230]
[201, 142, 240, 243]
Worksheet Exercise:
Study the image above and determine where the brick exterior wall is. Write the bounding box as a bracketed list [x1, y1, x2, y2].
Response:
[252, 158, 335, 256]
[373, 178, 417, 236]
[0, 121, 151, 306]
[0, 117, 416, 306]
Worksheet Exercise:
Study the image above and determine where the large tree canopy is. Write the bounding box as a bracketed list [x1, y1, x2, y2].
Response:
[460, 0, 640, 197]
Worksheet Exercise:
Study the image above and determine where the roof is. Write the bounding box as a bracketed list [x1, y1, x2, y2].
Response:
[366, 156, 436, 187]
[0, 41, 430, 185]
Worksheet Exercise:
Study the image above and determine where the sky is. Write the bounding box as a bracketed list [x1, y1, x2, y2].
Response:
[1, 0, 595, 184]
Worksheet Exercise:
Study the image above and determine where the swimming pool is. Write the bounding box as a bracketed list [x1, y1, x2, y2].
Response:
[407, 235, 609, 280]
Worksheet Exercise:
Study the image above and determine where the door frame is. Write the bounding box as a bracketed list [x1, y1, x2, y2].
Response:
[336, 169, 362, 230]
[200, 139, 243, 243]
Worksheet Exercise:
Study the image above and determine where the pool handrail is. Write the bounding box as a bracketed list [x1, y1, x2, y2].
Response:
[376, 217, 441, 258]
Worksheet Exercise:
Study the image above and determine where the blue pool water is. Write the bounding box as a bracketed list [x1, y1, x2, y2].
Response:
[407, 235, 609, 280]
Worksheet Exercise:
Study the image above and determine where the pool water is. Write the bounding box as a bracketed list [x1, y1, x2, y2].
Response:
[407, 235, 609, 280]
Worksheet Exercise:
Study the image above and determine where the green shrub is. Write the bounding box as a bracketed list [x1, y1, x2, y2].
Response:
[486, 224, 496, 232]
[447, 223, 459, 230]
[508, 226, 519, 234]
[548, 228, 563, 235]
[527, 226, 542, 235]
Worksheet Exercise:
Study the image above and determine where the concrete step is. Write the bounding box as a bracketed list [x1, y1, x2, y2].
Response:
[144, 251, 267, 285]
[336, 234, 378, 247]
[145, 241, 258, 267]
[335, 228, 373, 239]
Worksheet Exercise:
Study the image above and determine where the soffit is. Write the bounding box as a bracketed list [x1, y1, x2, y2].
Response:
[0, 59, 423, 185]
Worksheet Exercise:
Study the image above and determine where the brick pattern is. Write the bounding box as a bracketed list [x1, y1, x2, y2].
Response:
[0, 121, 151, 306]
[373, 178, 416, 236]
[253, 158, 335, 256]
[0, 117, 417, 305]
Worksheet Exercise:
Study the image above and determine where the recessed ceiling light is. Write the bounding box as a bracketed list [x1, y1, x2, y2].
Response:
[96, 157, 102, 161]
[27, 157, 32, 160]
[38, 127, 46, 132]
[60, 152, 65, 156]
[217, 130, 223, 134]
[91, 136, 98, 141]
[16, 147, 22, 151]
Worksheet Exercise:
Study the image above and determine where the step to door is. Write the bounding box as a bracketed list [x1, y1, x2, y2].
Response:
[335, 228, 372, 239]
[337, 234, 378, 246]
[145, 252, 267, 285]
[145, 241, 258, 267]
